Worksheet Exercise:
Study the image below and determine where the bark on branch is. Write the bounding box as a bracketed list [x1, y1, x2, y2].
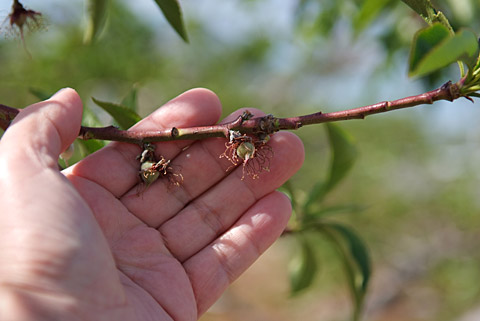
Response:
[0, 81, 471, 145]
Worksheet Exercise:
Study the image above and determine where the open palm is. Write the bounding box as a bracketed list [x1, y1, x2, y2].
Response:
[0, 88, 304, 321]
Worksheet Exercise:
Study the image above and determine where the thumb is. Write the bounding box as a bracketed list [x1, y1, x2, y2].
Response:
[0, 88, 83, 170]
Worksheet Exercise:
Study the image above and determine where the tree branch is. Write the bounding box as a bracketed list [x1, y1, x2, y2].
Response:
[0, 81, 469, 144]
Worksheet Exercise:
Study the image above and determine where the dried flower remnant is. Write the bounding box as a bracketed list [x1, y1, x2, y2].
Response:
[5, 0, 45, 56]
[220, 130, 274, 179]
[137, 143, 183, 194]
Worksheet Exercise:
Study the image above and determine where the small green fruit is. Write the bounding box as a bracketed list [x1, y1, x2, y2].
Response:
[236, 142, 255, 160]
[140, 161, 160, 185]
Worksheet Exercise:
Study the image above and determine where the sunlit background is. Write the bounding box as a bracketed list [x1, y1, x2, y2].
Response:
[1, 0, 480, 320]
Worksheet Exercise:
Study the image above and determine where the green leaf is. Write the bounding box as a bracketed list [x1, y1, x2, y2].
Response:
[328, 223, 371, 293]
[121, 85, 139, 112]
[77, 139, 105, 156]
[80, 107, 106, 155]
[84, 0, 110, 44]
[92, 97, 141, 130]
[409, 26, 479, 77]
[409, 24, 450, 74]
[280, 180, 299, 214]
[318, 223, 371, 320]
[353, 0, 391, 32]
[325, 123, 357, 192]
[303, 181, 327, 212]
[153, 0, 188, 42]
[303, 124, 357, 211]
[325, 125, 358, 194]
[401, 0, 436, 23]
[307, 204, 366, 220]
[29, 88, 52, 101]
[289, 234, 319, 295]
[401, 0, 454, 36]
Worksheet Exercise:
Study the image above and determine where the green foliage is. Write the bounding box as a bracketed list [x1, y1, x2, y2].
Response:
[324, 123, 358, 194]
[304, 123, 357, 211]
[289, 234, 319, 295]
[84, 0, 110, 44]
[120, 85, 139, 112]
[401, 0, 435, 19]
[83, 0, 187, 43]
[401, 0, 453, 32]
[409, 23, 451, 75]
[409, 24, 479, 78]
[326, 223, 371, 293]
[286, 123, 370, 320]
[307, 204, 366, 220]
[91, 97, 141, 130]
[78, 107, 107, 155]
[353, 0, 393, 32]
[317, 222, 370, 320]
[153, 0, 188, 42]
[29, 88, 51, 101]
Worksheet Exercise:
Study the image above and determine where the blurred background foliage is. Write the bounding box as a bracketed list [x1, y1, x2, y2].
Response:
[1, 0, 480, 320]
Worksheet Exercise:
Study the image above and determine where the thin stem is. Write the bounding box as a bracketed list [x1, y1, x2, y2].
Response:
[0, 80, 469, 144]
[274, 80, 460, 129]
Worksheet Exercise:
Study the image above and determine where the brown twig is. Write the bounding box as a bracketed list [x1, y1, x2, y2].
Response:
[0, 81, 469, 144]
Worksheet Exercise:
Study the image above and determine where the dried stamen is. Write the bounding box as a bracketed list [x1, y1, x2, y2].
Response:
[137, 143, 183, 193]
[220, 131, 274, 180]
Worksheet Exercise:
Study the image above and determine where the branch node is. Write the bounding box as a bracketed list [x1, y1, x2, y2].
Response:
[442, 80, 460, 101]
[171, 127, 179, 138]
[241, 110, 254, 121]
[258, 114, 278, 135]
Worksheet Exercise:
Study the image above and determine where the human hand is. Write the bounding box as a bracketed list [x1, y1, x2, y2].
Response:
[0, 88, 304, 320]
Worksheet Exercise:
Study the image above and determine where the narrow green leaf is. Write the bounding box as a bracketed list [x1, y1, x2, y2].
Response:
[153, 0, 188, 42]
[318, 223, 370, 321]
[354, 0, 391, 32]
[84, 0, 110, 44]
[325, 123, 357, 192]
[307, 204, 366, 220]
[303, 181, 327, 212]
[303, 124, 357, 211]
[328, 223, 371, 292]
[289, 235, 318, 295]
[280, 180, 299, 214]
[29, 88, 52, 101]
[121, 85, 139, 112]
[92, 97, 141, 130]
[409, 27, 479, 77]
[401, 0, 436, 23]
